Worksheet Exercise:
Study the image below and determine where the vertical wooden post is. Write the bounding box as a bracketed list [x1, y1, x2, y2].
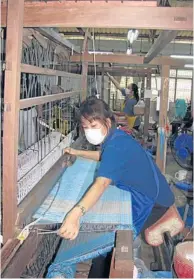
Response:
[144, 73, 151, 137]
[156, 65, 170, 173]
[101, 63, 105, 100]
[174, 69, 178, 102]
[3, 0, 24, 243]
[108, 77, 111, 106]
[81, 30, 89, 101]
[141, 76, 145, 99]
[191, 74, 193, 114]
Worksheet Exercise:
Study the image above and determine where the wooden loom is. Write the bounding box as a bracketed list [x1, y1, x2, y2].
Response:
[1, 0, 193, 277]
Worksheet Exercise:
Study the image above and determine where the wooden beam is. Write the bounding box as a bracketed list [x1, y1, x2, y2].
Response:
[108, 78, 111, 106]
[2, 229, 61, 278]
[70, 54, 188, 68]
[19, 90, 81, 109]
[69, 65, 157, 76]
[144, 30, 178, 63]
[2, 233, 44, 278]
[140, 76, 145, 98]
[21, 63, 81, 78]
[1, 238, 21, 274]
[144, 74, 151, 137]
[17, 156, 65, 228]
[1, 2, 192, 30]
[156, 65, 170, 173]
[34, 27, 80, 53]
[3, 0, 24, 243]
[81, 29, 89, 101]
[110, 230, 133, 278]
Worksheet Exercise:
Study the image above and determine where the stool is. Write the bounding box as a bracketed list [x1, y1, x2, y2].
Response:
[145, 205, 184, 271]
[145, 205, 184, 247]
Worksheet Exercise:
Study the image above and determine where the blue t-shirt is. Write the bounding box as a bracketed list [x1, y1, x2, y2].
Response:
[121, 88, 140, 127]
[97, 129, 174, 234]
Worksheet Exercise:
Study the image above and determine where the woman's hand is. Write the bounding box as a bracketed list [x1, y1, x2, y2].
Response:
[64, 147, 78, 156]
[62, 148, 78, 167]
[58, 209, 81, 240]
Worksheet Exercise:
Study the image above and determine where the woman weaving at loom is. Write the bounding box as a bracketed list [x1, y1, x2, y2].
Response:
[106, 72, 141, 130]
[59, 97, 174, 240]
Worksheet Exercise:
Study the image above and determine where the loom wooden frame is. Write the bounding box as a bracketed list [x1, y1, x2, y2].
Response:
[1, 2, 193, 30]
[2, 0, 190, 277]
[70, 54, 189, 68]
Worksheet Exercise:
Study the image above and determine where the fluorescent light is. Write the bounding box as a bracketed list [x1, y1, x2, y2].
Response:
[184, 64, 194, 68]
[170, 55, 194, 59]
[88, 51, 114, 55]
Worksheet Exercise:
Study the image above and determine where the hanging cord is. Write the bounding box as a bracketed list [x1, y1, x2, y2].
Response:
[92, 28, 99, 98]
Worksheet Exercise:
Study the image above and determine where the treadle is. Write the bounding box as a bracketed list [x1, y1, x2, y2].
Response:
[150, 246, 163, 271]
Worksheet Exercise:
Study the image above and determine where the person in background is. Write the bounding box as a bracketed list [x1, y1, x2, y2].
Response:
[59, 97, 174, 241]
[106, 72, 140, 130]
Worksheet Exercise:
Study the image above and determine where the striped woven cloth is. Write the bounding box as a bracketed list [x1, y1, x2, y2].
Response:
[33, 158, 134, 278]
[34, 157, 133, 232]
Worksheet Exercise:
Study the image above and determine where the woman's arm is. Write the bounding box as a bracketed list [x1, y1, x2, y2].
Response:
[58, 177, 111, 240]
[106, 72, 123, 92]
[114, 111, 125, 116]
[64, 147, 100, 161]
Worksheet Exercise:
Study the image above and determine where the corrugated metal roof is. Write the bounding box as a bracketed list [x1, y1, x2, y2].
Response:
[58, 28, 193, 38]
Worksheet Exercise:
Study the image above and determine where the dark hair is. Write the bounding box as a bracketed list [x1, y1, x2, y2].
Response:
[79, 97, 115, 128]
[131, 83, 139, 102]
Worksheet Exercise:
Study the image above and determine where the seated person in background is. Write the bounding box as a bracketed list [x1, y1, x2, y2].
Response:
[106, 72, 140, 130]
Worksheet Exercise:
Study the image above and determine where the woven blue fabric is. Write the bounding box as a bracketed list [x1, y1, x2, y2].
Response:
[46, 232, 115, 278]
[34, 158, 133, 231]
[34, 158, 134, 278]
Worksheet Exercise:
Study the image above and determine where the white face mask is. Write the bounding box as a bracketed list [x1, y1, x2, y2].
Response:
[84, 128, 106, 145]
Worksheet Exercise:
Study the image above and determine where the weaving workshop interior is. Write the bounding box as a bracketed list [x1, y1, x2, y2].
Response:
[1, 0, 194, 278]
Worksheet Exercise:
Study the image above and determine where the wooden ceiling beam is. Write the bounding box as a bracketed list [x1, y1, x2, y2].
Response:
[1, 2, 192, 30]
[144, 30, 178, 63]
[70, 53, 188, 67]
[69, 65, 157, 76]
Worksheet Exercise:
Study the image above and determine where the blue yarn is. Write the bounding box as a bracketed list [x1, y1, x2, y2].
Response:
[47, 265, 76, 278]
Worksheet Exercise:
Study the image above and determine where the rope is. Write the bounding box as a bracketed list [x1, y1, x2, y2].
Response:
[92, 29, 99, 98]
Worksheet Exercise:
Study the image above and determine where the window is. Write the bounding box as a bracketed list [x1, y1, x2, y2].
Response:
[176, 79, 192, 101]
[170, 69, 176, 78]
[177, 70, 193, 79]
[169, 78, 176, 102]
